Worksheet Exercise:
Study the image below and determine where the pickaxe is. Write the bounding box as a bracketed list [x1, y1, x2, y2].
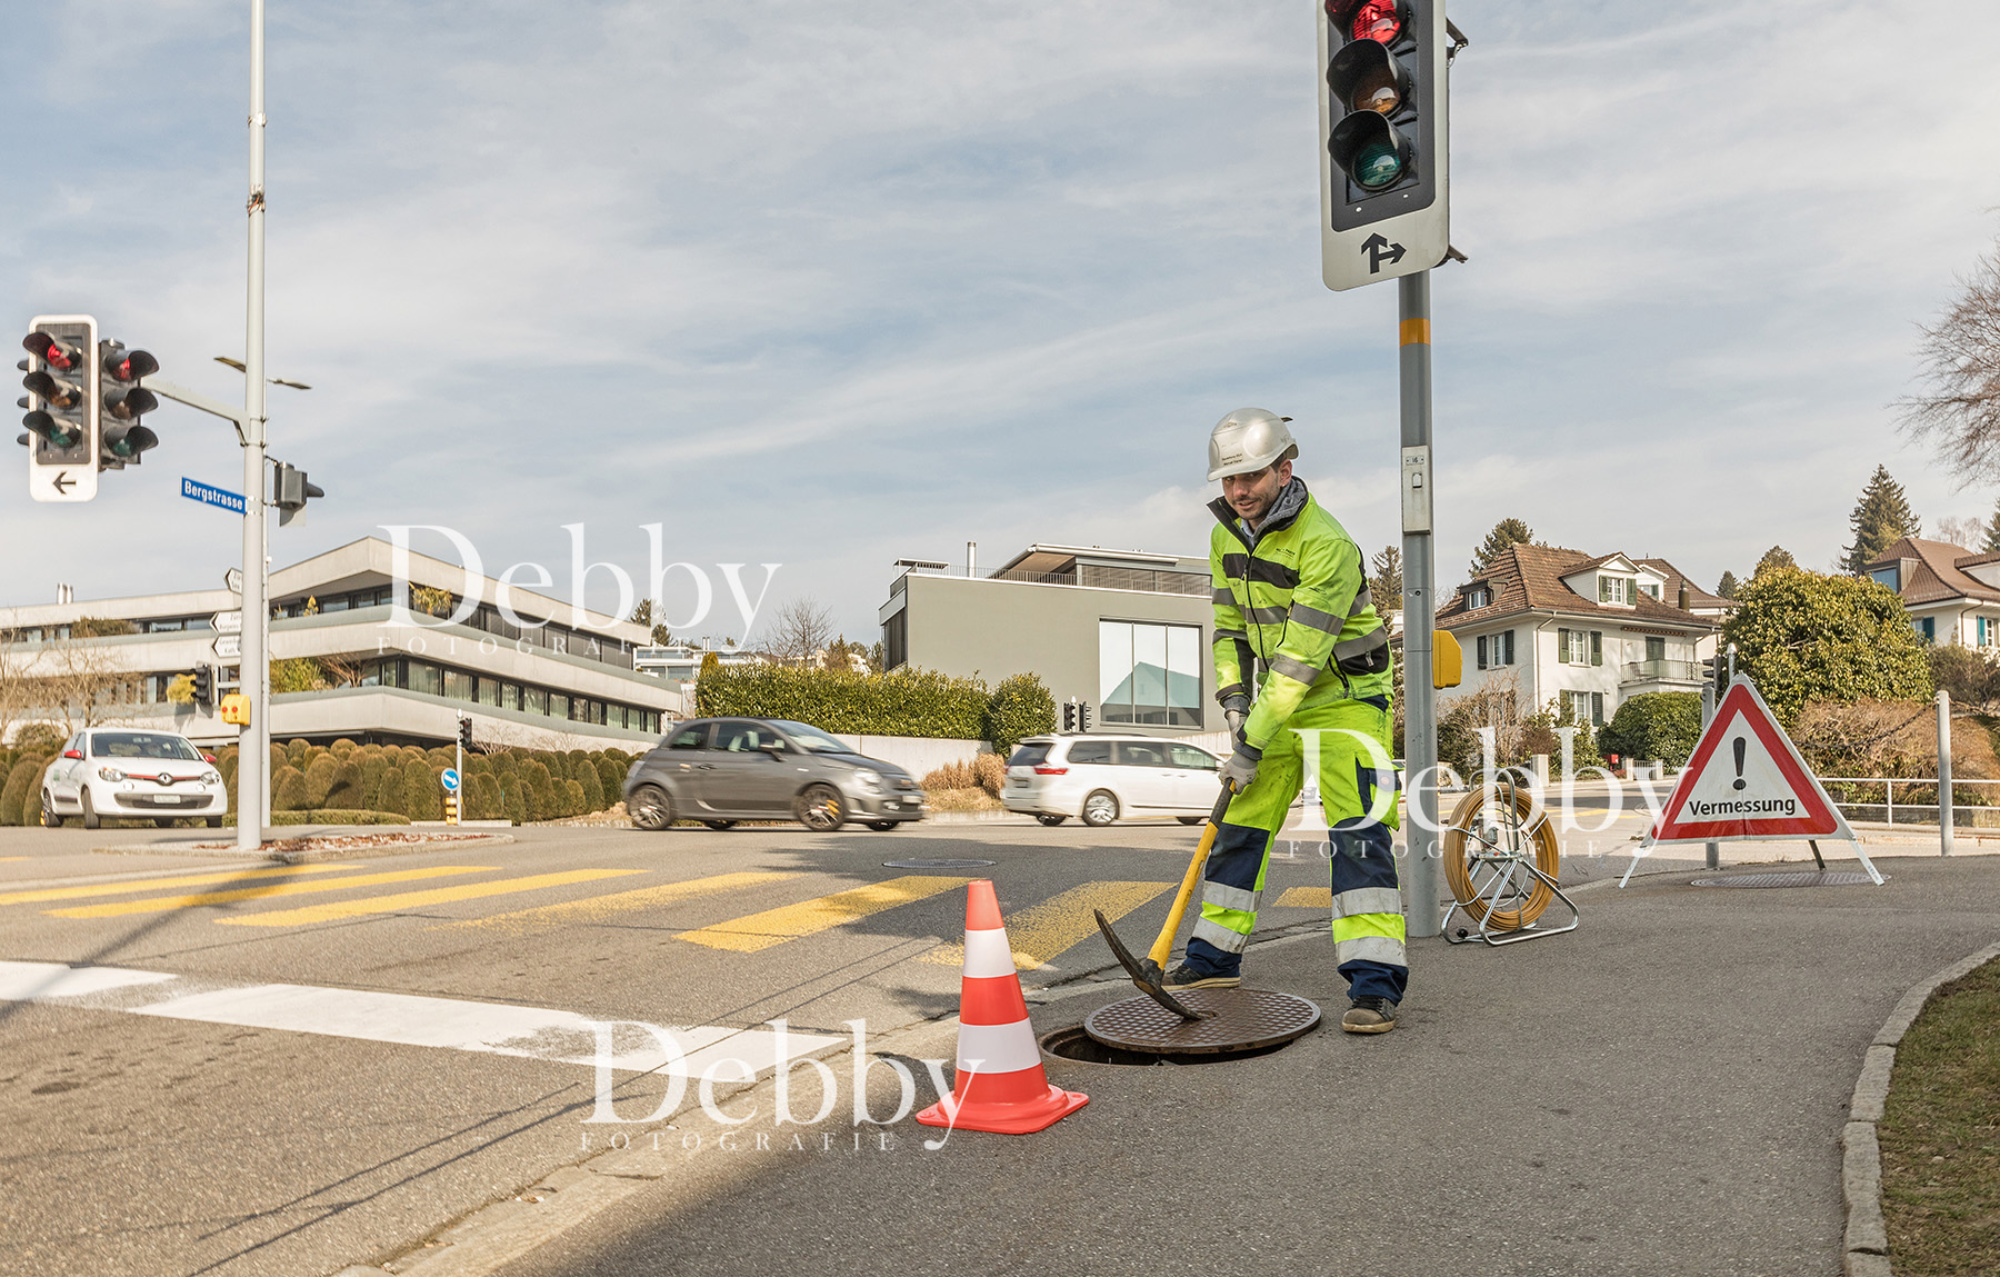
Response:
[1094, 784, 1235, 1021]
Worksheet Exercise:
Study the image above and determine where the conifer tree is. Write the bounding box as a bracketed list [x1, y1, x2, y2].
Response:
[1468, 518, 1534, 577]
[1843, 465, 1921, 574]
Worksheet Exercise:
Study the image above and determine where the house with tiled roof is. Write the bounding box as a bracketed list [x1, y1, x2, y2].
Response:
[1435, 544, 1725, 728]
[1862, 537, 2000, 647]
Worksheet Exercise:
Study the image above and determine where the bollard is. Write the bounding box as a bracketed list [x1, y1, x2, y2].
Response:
[1938, 690, 1954, 858]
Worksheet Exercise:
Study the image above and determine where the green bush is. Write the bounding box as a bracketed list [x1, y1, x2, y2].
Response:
[403, 759, 443, 821]
[303, 755, 343, 808]
[696, 664, 996, 740]
[576, 762, 605, 812]
[561, 779, 587, 816]
[323, 762, 364, 809]
[0, 757, 50, 826]
[1723, 567, 1933, 725]
[13, 724, 65, 756]
[983, 673, 1056, 754]
[595, 756, 626, 804]
[271, 765, 308, 812]
[467, 772, 504, 821]
[285, 738, 310, 765]
[1598, 692, 1703, 766]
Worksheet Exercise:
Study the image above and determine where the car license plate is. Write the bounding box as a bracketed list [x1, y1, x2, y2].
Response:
[1012, 779, 1027, 787]
[158, 795, 183, 804]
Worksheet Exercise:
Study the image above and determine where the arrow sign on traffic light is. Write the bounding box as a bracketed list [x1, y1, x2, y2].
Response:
[51, 472, 74, 495]
[1362, 233, 1407, 274]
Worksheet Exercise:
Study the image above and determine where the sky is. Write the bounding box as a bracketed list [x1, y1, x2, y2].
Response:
[7, 0, 2000, 644]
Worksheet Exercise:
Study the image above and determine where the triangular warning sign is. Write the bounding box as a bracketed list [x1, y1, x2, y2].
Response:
[1648, 677, 1854, 844]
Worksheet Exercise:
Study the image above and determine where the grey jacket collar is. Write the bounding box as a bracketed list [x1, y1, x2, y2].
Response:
[1209, 477, 1310, 548]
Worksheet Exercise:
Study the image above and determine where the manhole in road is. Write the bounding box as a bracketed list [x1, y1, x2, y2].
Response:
[1039, 1025, 1296, 1067]
[882, 858, 996, 869]
[1690, 871, 1880, 889]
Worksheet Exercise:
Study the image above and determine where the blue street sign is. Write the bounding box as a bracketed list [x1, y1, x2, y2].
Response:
[440, 768, 461, 793]
[182, 477, 246, 515]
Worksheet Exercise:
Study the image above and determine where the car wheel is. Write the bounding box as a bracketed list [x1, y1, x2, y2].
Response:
[1081, 790, 1119, 827]
[205, 816, 223, 829]
[40, 792, 63, 828]
[628, 784, 674, 831]
[1036, 814, 1068, 827]
[1177, 815, 1205, 826]
[80, 790, 101, 830]
[703, 820, 738, 831]
[866, 820, 899, 832]
[797, 784, 846, 832]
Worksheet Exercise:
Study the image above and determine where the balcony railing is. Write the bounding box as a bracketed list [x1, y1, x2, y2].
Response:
[1621, 658, 1702, 684]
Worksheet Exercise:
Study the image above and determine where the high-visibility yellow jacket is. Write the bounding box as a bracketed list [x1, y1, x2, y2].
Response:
[1209, 479, 1393, 753]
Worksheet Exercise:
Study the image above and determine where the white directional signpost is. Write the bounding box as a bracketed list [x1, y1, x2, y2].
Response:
[212, 632, 242, 662]
[212, 610, 242, 635]
[1620, 676, 1882, 887]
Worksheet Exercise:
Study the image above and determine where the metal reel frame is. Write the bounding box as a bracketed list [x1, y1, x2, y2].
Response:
[1440, 769, 1579, 948]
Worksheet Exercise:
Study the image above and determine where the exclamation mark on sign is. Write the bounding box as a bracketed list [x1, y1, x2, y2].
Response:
[1732, 737, 1747, 791]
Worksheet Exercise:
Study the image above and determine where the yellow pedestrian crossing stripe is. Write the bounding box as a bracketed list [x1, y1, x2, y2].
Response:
[1, 863, 362, 908]
[443, 871, 800, 935]
[920, 880, 1174, 971]
[216, 869, 646, 928]
[677, 875, 972, 953]
[1273, 887, 1333, 909]
[48, 866, 496, 919]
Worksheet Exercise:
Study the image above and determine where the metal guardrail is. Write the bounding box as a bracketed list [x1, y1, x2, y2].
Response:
[1819, 775, 2000, 825]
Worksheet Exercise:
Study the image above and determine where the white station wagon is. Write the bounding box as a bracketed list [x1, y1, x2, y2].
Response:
[1002, 734, 1223, 827]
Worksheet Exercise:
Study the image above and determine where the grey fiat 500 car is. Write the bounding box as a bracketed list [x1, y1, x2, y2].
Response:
[622, 718, 926, 832]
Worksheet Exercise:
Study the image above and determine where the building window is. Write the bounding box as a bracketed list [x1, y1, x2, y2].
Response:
[1640, 582, 1660, 599]
[1466, 587, 1491, 610]
[1646, 636, 1666, 662]
[1871, 567, 1900, 592]
[883, 611, 907, 672]
[1475, 630, 1515, 670]
[549, 693, 570, 719]
[443, 669, 475, 701]
[1599, 576, 1632, 605]
[408, 662, 442, 696]
[525, 687, 548, 715]
[477, 677, 501, 707]
[1556, 629, 1602, 665]
[1098, 621, 1202, 728]
[1563, 690, 1605, 727]
[1918, 617, 1935, 643]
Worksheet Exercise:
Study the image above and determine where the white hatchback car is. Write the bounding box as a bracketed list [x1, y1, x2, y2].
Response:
[41, 728, 227, 829]
[1003, 734, 1224, 827]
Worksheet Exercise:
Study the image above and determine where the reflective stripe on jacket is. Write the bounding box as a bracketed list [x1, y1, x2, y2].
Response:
[1209, 478, 1393, 751]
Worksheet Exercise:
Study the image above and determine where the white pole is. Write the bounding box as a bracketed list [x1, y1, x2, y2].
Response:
[235, 0, 269, 852]
[1938, 689, 1954, 857]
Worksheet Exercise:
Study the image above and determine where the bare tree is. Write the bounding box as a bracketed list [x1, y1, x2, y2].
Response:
[761, 598, 835, 668]
[1934, 514, 1986, 551]
[0, 633, 24, 746]
[13, 632, 133, 736]
[1900, 242, 2000, 483]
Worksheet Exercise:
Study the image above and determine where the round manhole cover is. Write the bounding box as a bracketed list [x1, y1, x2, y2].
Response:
[1085, 988, 1321, 1055]
[1691, 871, 1880, 889]
[882, 858, 996, 869]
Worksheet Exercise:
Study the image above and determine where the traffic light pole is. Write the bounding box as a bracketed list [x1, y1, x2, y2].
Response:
[1399, 270, 1442, 939]
[235, 0, 270, 852]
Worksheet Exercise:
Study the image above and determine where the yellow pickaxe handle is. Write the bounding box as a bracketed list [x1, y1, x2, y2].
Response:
[1146, 784, 1235, 969]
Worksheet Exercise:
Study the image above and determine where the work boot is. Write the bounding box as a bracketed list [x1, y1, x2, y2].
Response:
[1341, 995, 1397, 1034]
[1162, 963, 1240, 991]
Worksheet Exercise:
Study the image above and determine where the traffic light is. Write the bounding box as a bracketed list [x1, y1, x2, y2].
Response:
[1062, 701, 1077, 733]
[458, 716, 474, 751]
[21, 315, 99, 502]
[192, 666, 215, 709]
[1701, 655, 1723, 694]
[272, 461, 324, 527]
[1318, 1, 1454, 291]
[1077, 702, 1092, 733]
[98, 341, 159, 467]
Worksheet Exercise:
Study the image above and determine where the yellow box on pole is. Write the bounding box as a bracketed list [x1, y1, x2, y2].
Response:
[220, 693, 252, 725]
[1432, 630, 1462, 689]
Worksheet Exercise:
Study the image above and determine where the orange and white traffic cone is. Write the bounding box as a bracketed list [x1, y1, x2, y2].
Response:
[916, 879, 1088, 1136]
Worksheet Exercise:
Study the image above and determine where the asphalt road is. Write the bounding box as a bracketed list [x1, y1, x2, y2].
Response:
[0, 801, 1948, 1277]
[0, 813, 1388, 1276]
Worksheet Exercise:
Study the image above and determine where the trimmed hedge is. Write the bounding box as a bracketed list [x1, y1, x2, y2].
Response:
[696, 665, 1055, 743]
[1598, 692, 1703, 767]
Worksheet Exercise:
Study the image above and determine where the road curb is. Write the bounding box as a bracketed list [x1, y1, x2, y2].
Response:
[93, 832, 515, 862]
[1840, 937, 2000, 1277]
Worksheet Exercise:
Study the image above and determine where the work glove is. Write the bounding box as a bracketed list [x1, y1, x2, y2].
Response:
[1219, 743, 1261, 794]
[1221, 694, 1250, 746]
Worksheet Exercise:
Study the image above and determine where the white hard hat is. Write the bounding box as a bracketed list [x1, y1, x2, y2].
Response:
[1207, 408, 1298, 482]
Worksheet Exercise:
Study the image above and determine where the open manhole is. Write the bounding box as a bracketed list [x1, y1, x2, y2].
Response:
[882, 858, 995, 869]
[1691, 871, 1881, 889]
[1040, 1025, 1296, 1066]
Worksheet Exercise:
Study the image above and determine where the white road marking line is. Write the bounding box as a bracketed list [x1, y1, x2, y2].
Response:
[0, 959, 839, 1078]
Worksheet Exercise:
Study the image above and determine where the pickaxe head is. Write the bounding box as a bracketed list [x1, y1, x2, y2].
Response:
[1094, 907, 1211, 1021]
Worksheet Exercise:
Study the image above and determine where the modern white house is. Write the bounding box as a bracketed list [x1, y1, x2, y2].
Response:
[1864, 537, 2000, 647]
[1434, 545, 1727, 727]
[1, 537, 674, 750]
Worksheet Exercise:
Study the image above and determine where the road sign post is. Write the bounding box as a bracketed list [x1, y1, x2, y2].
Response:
[441, 766, 462, 827]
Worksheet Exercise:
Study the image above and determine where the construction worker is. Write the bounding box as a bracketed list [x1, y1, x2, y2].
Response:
[1166, 407, 1407, 1034]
